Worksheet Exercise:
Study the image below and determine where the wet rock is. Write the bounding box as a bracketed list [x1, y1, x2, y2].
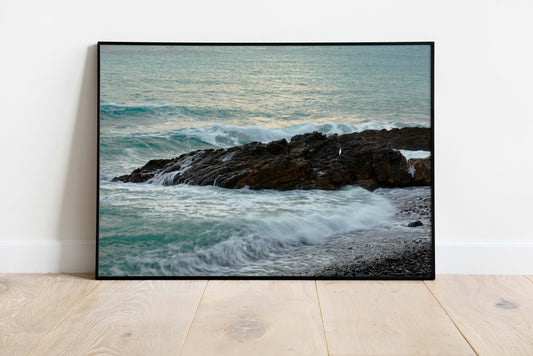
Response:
[408, 221, 424, 227]
[407, 157, 432, 185]
[114, 128, 431, 191]
[352, 127, 431, 151]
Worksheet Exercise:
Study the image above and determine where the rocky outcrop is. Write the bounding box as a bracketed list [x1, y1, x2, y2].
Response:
[114, 128, 431, 191]
[352, 127, 431, 151]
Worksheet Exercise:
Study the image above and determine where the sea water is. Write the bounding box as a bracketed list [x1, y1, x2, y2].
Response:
[98, 45, 432, 276]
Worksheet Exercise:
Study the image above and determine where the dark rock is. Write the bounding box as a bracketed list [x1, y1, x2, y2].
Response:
[114, 128, 431, 190]
[408, 220, 424, 227]
[351, 127, 431, 151]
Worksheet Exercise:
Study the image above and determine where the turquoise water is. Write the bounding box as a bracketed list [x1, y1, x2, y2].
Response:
[98, 44, 432, 276]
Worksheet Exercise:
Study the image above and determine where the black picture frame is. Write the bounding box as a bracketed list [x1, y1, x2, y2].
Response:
[96, 42, 435, 280]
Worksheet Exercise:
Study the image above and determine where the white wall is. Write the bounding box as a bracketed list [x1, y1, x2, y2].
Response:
[1, 0, 532, 273]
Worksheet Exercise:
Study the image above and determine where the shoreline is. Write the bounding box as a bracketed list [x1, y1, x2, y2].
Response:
[213, 186, 433, 278]
[301, 186, 433, 279]
[315, 238, 433, 278]
[98, 184, 432, 278]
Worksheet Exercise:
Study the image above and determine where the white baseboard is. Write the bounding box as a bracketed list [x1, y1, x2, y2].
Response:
[436, 240, 533, 274]
[0, 240, 95, 273]
[1, 239, 532, 274]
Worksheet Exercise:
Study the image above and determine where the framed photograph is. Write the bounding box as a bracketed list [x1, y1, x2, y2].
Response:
[97, 42, 434, 279]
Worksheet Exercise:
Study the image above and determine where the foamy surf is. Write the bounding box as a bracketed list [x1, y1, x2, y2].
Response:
[399, 150, 431, 160]
[98, 184, 395, 276]
[178, 121, 429, 147]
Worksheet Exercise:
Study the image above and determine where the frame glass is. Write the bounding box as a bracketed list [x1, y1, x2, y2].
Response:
[97, 42, 434, 279]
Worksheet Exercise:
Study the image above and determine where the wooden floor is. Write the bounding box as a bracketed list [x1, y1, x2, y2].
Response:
[1, 275, 532, 355]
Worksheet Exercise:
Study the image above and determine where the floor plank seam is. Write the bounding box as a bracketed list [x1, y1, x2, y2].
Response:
[314, 280, 331, 356]
[422, 281, 480, 356]
[177, 280, 209, 356]
[28, 281, 100, 355]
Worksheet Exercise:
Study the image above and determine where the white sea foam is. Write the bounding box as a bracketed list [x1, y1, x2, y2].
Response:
[174, 121, 429, 148]
[408, 162, 416, 177]
[147, 154, 198, 185]
[399, 150, 431, 160]
[99, 184, 396, 275]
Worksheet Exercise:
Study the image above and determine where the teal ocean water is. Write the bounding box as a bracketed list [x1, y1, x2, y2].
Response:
[98, 44, 432, 276]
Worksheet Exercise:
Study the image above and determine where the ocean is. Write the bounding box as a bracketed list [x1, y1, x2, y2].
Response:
[98, 44, 432, 277]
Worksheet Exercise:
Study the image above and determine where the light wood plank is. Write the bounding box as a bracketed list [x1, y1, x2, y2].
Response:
[0, 273, 96, 356]
[317, 280, 475, 356]
[180, 280, 328, 356]
[32, 279, 207, 355]
[526, 275, 533, 284]
[425, 275, 533, 356]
